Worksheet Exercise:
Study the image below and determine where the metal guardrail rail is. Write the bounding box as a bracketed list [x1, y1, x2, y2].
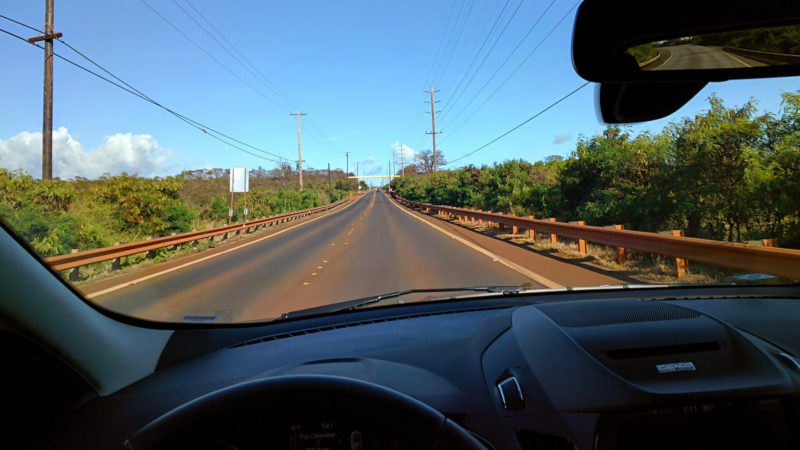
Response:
[45, 195, 359, 272]
[391, 194, 800, 280]
[722, 46, 800, 65]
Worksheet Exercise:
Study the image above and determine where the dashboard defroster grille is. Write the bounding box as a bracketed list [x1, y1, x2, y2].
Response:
[537, 300, 700, 327]
[228, 305, 510, 349]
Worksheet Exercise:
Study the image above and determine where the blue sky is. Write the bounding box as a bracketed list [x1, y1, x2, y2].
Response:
[2, 0, 799, 180]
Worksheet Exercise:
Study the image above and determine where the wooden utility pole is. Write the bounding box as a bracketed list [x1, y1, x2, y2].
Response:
[28, 0, 62, 180]
[425, 84, 442, 172]
[345, 151, 350, 177]
[399, 144, 405, 176]
[290, 111, 307, 188]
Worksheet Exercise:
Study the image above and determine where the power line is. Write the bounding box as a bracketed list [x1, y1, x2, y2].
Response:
[439, 0, 531, 123]
[436, 0, 514, 119]
[171, 0, 295, 112]
[421, 0, 458, 92]
[174, 1, 345, 156]
[397, 0, 458, 147]
[442, 1, 577, 142]
[429, 0, 469, 85]
[183, 0, 300, 111]
[433, 0, 477, 88]
[440, 0, 557, 128]
[137, 0, 289, 112]
[58, 39, 288, 162]
[305, 116, 343, 153]
[0, 13, 41, 32]
[0, 24, 288, 163]
[445, 82, 590, 166]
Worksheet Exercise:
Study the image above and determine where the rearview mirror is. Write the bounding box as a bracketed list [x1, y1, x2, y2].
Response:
[572, 0, 800, 123]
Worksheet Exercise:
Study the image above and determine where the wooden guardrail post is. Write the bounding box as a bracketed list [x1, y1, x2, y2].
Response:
[478, 210, 484, 225]
[497, 212, 505, 231]
[660, 230, 689, 277]
[511, 214, 518, 234]
[144, 236, 157, 259]
[170, 232, 179, 250]
[111, 242, 122, 271]
[487, 211, 493, 228]
[528, 216, 536, 240]
[614, 224, 627, 264]
[69, 249, 80, 281]
[549, 218, 558, 243]
[762, 238, 777, 247]
[569, 221, 588, 255]
[673, 230, 689, 277]
[471, 210, 476, 225]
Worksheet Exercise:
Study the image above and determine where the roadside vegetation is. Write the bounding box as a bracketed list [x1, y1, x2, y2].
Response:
[691, 25, 800, 54]
[626, 43, 659, 64]
[390, 91, 800, 251]
[0, 165, 363, 258]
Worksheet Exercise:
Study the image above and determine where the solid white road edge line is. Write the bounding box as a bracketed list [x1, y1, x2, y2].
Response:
[385, 192, 564, 289]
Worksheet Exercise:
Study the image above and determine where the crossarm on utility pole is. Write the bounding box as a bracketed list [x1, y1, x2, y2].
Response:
[28, 32, 62, 43]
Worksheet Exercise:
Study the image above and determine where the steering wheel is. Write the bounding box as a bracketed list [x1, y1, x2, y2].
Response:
[125, 374, 486, 449]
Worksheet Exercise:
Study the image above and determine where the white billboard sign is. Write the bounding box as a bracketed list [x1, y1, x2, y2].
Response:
[229, 168, 249, 193]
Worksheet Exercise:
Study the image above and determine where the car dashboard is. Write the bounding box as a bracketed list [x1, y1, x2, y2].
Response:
[14, 285, 800, 449]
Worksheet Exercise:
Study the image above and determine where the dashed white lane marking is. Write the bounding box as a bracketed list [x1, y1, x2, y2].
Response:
[85, 195, 368, 299]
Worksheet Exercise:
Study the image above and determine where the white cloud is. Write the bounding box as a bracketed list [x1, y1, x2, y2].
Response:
[0, 127, 173, 179]
[553, 132, 571, 144]
[392, 140, 417, 161]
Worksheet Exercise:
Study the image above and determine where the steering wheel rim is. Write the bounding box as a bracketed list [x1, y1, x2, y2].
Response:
[125, 374, 485, 449]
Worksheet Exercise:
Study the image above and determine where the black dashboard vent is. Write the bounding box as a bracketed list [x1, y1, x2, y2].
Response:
[537, 300, 699, 327]
[228, 305, 510, 349]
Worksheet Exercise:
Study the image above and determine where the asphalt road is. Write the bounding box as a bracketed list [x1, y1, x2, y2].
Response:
[647, 45, 766, 70]
[92, 190, 539, 323]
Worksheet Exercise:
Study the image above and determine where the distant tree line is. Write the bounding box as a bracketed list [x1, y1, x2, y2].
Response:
[390, 91, 800, 248]
[0, 164, 362, 257]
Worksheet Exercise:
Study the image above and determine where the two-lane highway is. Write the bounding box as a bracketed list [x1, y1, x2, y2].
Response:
[647, 45, 767, 70]
[92, 190, 539, 322]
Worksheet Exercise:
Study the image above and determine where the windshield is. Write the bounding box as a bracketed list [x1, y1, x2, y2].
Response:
[1, 1, 799, 324]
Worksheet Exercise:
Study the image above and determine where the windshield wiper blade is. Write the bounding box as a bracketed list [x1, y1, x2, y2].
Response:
[277, 286, 526, 321]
